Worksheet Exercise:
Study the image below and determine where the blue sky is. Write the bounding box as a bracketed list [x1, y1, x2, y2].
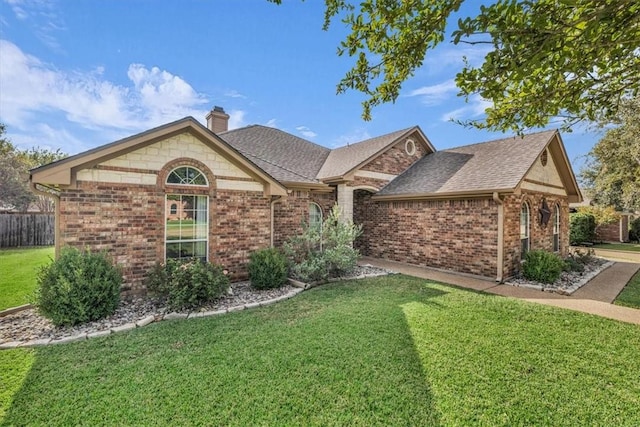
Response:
[0, 0, 601, 173]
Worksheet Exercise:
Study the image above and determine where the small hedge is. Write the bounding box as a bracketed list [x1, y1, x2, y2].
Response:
[630, 217, 640, 243]
[248, 248, 289, 289]
[522, 250, 566, 284]
[34, 247, 122, 326]
[146, 259, 229, 310]
[570, 212, 596, 245]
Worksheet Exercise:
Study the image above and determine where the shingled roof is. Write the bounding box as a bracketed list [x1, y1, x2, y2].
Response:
[376, 130, 576, 198]
[316, 127, 430, 180]
[220, 125, 331, 184]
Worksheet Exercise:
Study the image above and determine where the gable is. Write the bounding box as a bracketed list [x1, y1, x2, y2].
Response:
[520, 147, 567, 196]
[31, 117, 287, 196]
[76, 132, 262, 191]
[357, 131, 430, 177]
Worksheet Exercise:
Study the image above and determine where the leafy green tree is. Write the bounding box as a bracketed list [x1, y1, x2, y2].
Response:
[581, 97, 640, 212]
[0, 124, 67, 212]
[272, 0, 640, 131]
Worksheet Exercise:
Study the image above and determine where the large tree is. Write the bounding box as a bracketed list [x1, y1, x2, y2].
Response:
[274, 0, 640, 131]
[0, 124, 67, 212]
[580, 97, 640, 212]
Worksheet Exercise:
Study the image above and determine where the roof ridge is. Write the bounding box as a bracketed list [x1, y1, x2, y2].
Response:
[333, 126, 416, 150]
[222, 124, 331, 153]
[443, 129, 557, 151]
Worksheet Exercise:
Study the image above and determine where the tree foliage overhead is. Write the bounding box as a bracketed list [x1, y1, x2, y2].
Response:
[0, 124, 67, 212]
[275, 0, 640, 131]
[580, 97, 640, 212]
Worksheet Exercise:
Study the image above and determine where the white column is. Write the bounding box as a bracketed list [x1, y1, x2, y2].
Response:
[337, 184, 354, 223]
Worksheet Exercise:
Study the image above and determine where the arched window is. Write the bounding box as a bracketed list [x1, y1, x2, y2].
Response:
[520, 202, 530, 258]
[309, 203, 323, 231]
[553, 204, 560, 252]
[165, 166, 208, 262]
[166, 166, 208, 186]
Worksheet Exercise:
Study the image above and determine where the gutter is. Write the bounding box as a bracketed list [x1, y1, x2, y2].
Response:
[493, 192, 504, 283]
[29, 181, 61, 258]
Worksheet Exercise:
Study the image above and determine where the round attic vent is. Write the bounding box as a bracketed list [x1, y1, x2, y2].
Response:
[540, 149, 548, 166]
[405, 138, 416, 156]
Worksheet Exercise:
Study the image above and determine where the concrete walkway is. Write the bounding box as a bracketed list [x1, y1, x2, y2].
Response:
[360, 257, 640, 325]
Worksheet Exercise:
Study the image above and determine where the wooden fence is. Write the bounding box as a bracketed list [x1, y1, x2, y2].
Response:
[0, 213, 55, 248]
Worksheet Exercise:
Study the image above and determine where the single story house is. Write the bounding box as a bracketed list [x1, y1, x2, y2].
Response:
[30, 107, 582, 293]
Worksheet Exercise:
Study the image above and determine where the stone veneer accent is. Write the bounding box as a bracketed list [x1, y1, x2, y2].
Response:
[356, 196, 500, 278]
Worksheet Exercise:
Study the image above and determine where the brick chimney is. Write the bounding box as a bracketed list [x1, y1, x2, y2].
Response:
[206, 106, 230, 134]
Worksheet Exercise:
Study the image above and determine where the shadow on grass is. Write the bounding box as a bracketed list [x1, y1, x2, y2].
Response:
[2, 276, 446, 426]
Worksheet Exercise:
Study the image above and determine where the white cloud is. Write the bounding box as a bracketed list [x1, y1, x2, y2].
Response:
[264, 119, 278, 128]
[0, 40, 213, 152]
[224, 89, 246, 99]
[332, 128, 371, 147]
[296, 125, 317, 139]
[422, 44, 492, 74]
[406, 79, 458, 106]
[228, 110, 246, 130]
[4, 0, 66, 51]
[440, 95, 492, 122]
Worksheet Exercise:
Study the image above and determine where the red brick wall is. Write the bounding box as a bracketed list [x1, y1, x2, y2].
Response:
[596, 217, 628, 242]
[360, 138, 428, 175]
[59, 182, 164, 294]
[358, 197, 500, 278]
[272, 190, 336, 247]
[502, 192, 569, 277]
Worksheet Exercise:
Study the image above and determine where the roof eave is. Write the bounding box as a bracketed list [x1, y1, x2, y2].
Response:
[372, 188, 515, 201]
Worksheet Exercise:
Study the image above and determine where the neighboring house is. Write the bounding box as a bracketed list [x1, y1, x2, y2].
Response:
[569, 198, 632, 243]
[30, 107, 582, 294]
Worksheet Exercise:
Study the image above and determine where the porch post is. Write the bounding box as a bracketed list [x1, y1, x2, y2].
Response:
[336, 184, 354, 223]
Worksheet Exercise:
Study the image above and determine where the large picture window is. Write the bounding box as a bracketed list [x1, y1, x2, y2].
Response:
[164, 165, 209, 261]
[520, 202, 530, 259]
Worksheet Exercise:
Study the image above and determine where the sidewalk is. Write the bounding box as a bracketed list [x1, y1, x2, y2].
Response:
[360, 257, 640, 325]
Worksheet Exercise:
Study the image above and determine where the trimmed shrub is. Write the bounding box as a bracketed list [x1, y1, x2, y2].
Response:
[629, 217, 640, 243]
[522, 250, 566, 284]
[34, 247, 122, 326]
[248, 248, 289, 289]
[284, 204, 362, 283]
[570, 212, 596, 245]
[146, 259, 229, 310]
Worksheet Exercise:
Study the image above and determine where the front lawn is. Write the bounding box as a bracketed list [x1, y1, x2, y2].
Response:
[593, 243, 640, 252]
[2, 276, 639, 425]
[0, 246, 54, 311]
[615, 270, 640, 309]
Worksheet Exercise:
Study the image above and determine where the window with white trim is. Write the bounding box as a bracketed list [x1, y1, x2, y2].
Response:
[553, 204, 560, 252]
[165, 166, 208, 261]
[520, 202, 530, 258]
[309, 203, 323, 231]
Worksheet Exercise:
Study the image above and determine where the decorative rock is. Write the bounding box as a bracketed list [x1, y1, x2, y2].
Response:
[111, 323, 136, 333]
[87, 330, 111, 339]
[163, 312, 188, 321]
[136, 315, 155, 327]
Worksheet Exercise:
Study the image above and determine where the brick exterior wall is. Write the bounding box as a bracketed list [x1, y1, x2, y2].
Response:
[596, 216, 629, 242]
[502, 192, 570, 278]
[360, 137, 428, 175]
[356, 196, 500, 278]
[273, 190, 336, 247]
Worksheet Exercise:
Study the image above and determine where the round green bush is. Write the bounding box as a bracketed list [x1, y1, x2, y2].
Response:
[35, 247, 122, 326]
[522, 250, 566, 284]
[570, 212, 596, 245]
[248, 248, 289, 289]
[146, 259, 230, 310]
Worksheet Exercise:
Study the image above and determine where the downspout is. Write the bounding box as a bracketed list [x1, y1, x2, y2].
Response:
[270, 196, 282, 248]
[493, 192, 504, 283]
[30, 181, 61, 259]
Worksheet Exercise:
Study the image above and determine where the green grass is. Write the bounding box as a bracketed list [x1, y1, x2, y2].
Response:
[0, 247, 54, 310]
[2, 276, 640, 426]
[593, 243, 640, 252]
[615, 270, 640, 309]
